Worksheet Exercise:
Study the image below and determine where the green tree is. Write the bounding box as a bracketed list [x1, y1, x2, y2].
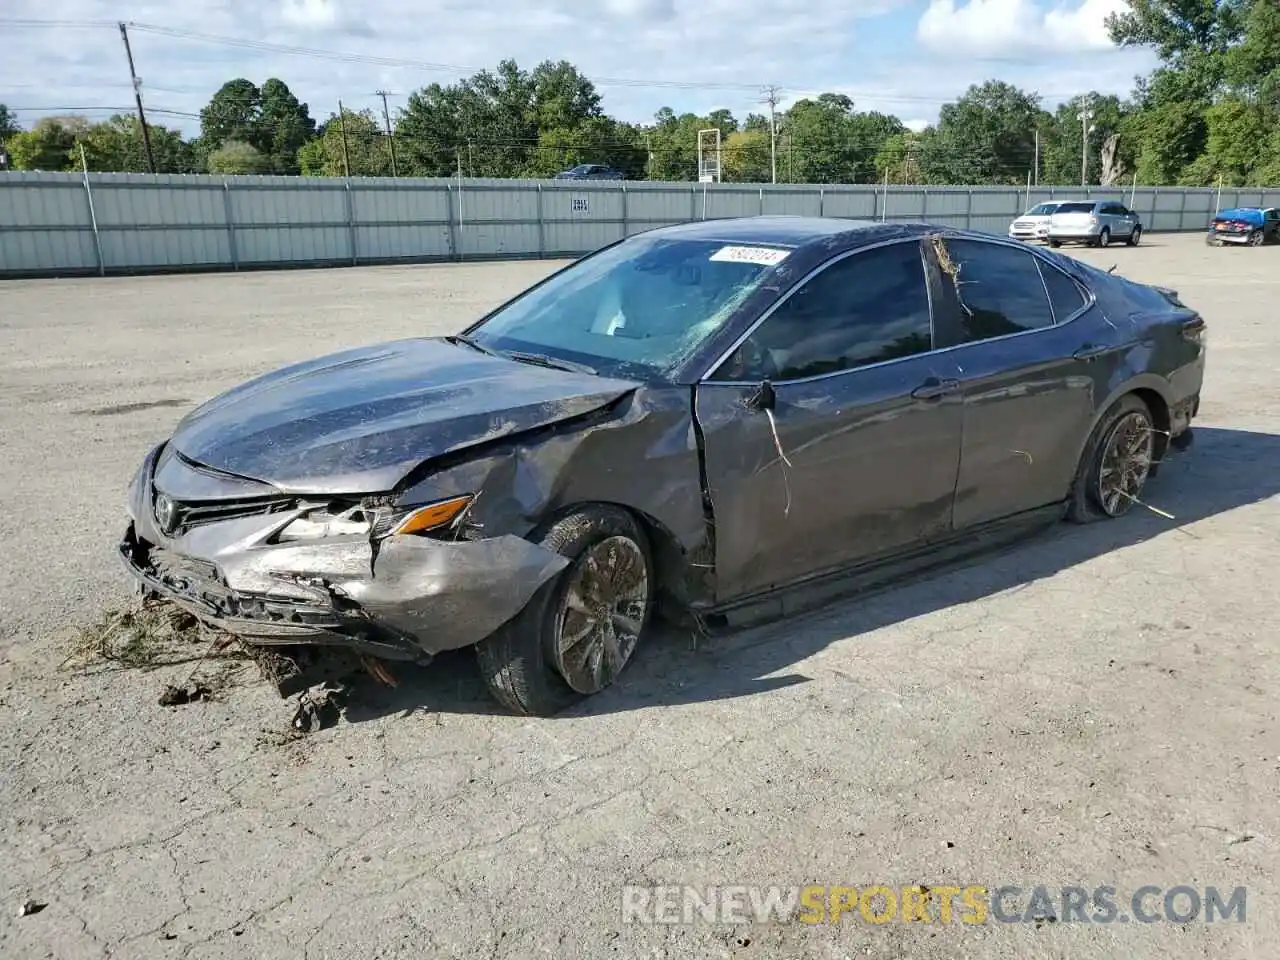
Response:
[198, 78, 314, 173]
[259, 78, 316, 174]
[1041, 93, 1131, 185]
[0, 104, 18, 143]
[6, 116, 88, 170]
[922, 81, 1045, 184]
[527, 116, 646, 178]
[206, 140, 271, 175]
[298, 107, 391, 177]
[78, 115, 195, 173]
[722, 129, 771, 182]
[873, 132, 925, 184]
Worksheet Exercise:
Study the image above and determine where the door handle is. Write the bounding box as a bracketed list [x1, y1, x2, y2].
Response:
[1072, 343, 1113, 361]
[911, 377, 960, 400]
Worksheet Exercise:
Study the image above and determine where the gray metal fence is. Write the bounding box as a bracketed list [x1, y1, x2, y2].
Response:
[4, 171, 1279, 278]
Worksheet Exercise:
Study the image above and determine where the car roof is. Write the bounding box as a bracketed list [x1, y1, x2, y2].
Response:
[638, 215, 932, 248]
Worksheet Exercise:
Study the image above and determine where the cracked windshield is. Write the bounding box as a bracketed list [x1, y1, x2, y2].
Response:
[468, 236, 790, 378]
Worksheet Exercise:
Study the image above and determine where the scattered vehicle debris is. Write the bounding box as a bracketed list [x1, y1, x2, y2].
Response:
[18, 899, 47, 917]
[116, 216, 1205, 717]
[290, 689, 341, 734]
[158, 682, 212, 707]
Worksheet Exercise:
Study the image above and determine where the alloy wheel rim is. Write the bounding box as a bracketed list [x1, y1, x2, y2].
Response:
[1096, 411, 1154, 516]
[551, 536, 648, 694]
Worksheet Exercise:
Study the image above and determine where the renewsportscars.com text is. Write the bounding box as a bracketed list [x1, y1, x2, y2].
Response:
[621, 884, 1247, 926]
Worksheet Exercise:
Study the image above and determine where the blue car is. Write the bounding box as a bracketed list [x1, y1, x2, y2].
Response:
[1206, 206, 1280, 246]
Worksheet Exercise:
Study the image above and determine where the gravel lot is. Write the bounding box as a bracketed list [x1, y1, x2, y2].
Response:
[2, 232, 1277, 959]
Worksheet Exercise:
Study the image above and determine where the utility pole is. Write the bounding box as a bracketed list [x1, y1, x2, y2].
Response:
[117, 22, 155, 173]
[760, 85, 781, 183]
[336, 100, 351, 177]
[375, 90, 398, 177]
[1033, 129, 1040, 187]
[1078, 94, 1094, 187]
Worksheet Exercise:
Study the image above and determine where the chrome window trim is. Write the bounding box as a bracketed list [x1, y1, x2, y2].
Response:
[697, 232, 1098, 388]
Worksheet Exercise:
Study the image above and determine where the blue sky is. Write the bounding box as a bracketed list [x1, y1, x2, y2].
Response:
[3, 0, 1160, 136]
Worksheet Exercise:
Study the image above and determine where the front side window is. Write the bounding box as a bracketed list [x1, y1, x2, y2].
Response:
[1027, 203, 1059, 216]
[942, 239, 1056, 342]
[716, 240, 933, 382]
[468, 235, 789, 379]
[1055, 202, 1096, 215]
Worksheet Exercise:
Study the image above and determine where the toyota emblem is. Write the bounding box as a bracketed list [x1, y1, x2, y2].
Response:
[154, 493, 179, 535]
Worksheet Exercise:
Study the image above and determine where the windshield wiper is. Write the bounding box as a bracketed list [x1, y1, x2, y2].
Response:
[504, 351, 598, 376]
[445, 333, 502, 357]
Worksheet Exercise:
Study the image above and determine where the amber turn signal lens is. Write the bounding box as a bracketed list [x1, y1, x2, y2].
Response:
[392, 495, 473, 536]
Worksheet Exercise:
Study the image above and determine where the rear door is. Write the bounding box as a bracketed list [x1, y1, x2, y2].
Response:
[1111, 203, 1139, 236]
[694, 238, 965, 601]
[930, 236, 1120, 528]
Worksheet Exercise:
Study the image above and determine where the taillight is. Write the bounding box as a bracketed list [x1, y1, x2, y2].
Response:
[1181, 317, 1206, 344]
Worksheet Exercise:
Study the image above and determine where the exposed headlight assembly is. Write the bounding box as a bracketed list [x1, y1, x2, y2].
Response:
[275, 494, 475, 543]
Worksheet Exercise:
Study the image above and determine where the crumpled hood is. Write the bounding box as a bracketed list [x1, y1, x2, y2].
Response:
[168, 337, 638, 495]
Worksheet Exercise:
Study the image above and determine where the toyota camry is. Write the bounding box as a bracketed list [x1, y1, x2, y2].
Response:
[120, 217, 1206, 716]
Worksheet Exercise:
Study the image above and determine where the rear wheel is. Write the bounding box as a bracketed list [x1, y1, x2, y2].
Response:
[1048, 240, 1062, 248]
[1095, 228, 1111, 248]
[475, 504, 654, 717]
[1067, 394, 1156, 523]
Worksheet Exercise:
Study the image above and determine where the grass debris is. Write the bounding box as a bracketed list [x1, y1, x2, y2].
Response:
[60, 597, 254, 676]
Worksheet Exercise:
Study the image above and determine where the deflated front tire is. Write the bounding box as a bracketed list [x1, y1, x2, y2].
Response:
[475, 504, 655, 717]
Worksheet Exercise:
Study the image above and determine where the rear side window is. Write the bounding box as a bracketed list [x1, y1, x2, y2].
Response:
[1038, 260, 1087, 322]
[943, 239, 1056, 341]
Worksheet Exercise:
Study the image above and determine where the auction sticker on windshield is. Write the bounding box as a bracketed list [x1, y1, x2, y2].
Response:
[709, 245, 790, 266]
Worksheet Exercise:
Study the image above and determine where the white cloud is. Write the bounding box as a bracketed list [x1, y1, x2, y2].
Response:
[917, 0, 1127, 55]
[1, 0, 1152, 139]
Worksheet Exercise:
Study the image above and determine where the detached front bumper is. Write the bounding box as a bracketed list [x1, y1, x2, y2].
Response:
[119, 447, 569, 661]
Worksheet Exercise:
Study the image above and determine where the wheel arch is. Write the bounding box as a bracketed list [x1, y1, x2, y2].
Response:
[529, 498, 709, 613]
[1078, 377, 1172, 477]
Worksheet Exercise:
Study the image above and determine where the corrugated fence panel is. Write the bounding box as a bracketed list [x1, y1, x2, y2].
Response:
[351, 180, 452, 260]
[760, 185, 823, 217]
[819, 189, 876, 218]
[0, 172, 98, 272]
[625, 184, 697, 224]
[5, 172, 1279, 276]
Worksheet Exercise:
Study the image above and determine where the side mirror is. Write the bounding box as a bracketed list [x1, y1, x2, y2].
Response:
[744, 379, 776, 412]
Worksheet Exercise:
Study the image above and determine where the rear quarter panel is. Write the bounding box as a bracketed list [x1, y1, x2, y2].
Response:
[1062, 263, 1206, 446]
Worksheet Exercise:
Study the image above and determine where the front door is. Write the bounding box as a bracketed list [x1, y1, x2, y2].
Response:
[694, 238, 965, 603]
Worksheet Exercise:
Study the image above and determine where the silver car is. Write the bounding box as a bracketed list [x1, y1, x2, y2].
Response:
[1047, 200, 1143, 248]
[1007, 201, 1063, 242]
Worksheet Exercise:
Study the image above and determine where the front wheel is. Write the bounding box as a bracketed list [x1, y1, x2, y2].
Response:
[1126, 225, 1142, 246]
[1248, 229, 1264, 246]
[475, 504, 654, 716]
[1048, 240, 1062, 248]
[1067, 394, 1156, 523]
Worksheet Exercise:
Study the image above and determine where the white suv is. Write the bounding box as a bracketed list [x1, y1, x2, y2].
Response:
[1008, 201, 1064, 242]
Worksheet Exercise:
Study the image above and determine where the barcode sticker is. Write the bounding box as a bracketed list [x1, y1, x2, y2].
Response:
[709, 245, 790, 266]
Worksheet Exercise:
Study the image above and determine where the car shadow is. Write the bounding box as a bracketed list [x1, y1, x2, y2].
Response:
[336, 426, 1280, 723]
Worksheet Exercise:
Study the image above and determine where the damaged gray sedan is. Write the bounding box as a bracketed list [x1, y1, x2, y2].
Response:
[121, 217, 1206, 716]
